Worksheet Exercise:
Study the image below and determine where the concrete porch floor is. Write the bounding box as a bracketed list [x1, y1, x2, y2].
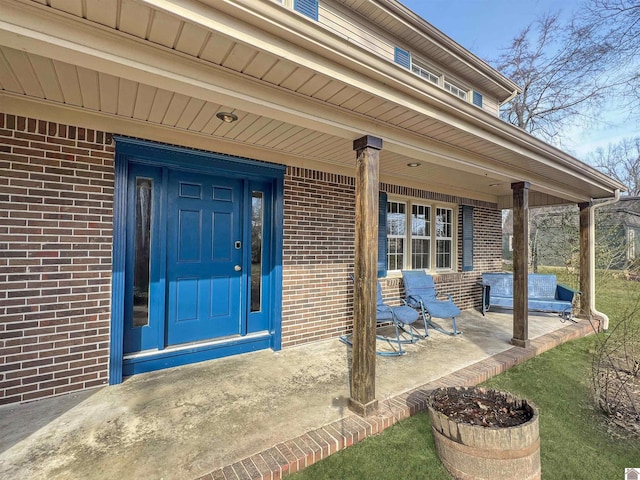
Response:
[0, 310, 597, 480]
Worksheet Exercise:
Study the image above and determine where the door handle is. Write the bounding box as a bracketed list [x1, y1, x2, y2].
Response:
[234, 265, 242, 272]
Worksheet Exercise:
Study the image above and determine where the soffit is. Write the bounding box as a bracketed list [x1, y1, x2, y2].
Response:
[0, 0, 623, 206]
[0, 44, 512, 203]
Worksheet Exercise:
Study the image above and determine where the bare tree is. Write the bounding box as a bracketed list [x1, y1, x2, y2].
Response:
[496, 12, 612, 143]
[589, 136, 640, 196]
[581, 0, 640, 120]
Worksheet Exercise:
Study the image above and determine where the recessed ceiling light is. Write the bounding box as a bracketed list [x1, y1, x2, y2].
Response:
[407, 162, 421, 167]
[216, 112, 238, 123]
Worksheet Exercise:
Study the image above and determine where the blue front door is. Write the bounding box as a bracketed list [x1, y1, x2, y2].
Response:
[166, 170, 243, 345]
[122, 162, 277, 359]
[112, 138, 284, 381]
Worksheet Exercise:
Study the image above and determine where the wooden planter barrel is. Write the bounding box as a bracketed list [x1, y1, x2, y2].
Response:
[428, 387, 541, 480]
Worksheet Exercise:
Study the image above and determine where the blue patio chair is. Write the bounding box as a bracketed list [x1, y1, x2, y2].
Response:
[340, 278, 421, 356]
[401, 270, 462, 336]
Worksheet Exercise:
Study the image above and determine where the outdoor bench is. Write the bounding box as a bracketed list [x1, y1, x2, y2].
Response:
[480, 272, 580, 320]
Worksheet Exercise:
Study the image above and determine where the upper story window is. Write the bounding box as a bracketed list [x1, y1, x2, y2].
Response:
[394, 46, 483, 108]
[444, 79, 467, 100]
[277, 0, 318, 21]
[386, 198, 455, 273]
[411, 60, 439, 86]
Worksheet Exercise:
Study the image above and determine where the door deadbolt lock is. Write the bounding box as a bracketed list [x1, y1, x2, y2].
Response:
[235, 241, 242, 249]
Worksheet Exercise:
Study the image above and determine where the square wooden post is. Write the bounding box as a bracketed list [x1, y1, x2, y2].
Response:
[511, 182, 530, 348]
[579, 202, 593, 320]
[350, 135, 381, 416]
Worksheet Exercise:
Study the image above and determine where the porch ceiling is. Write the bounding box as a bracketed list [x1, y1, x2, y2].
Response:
[0, 0, 624, 206]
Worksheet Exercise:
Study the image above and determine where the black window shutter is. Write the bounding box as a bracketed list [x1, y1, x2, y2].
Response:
[462, 205, 474, 272]
[378, 192, 388, 277]
[472, 91, 483, 108]
[394, 47, 411, 70]
[294, 0, 318, 20]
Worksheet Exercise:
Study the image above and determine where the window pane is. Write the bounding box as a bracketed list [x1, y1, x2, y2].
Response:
[133, 178, 152, 327]
[387, 201, 406, 270]
[411, 62, 439, 85]
[411, 204, 431, 269]
[251, 192, 263, 313]
[387, 201, 406, 236]
[436, 239, 452, 269]
[444, 80, 467, 100]
[388, 237, 405, 271]
[436, 208, 452, 238]
[411, 238, 430, 269]
[411, 204, 430, 236]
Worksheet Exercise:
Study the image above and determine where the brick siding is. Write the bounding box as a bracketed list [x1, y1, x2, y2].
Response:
[282, 168, 356, 347]
[0, 114, 114, 405]
[0, 114, 504, 405]
[282, 168, 503, 347]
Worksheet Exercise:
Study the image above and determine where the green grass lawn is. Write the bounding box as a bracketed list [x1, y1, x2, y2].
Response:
[290, 273, 640, 479]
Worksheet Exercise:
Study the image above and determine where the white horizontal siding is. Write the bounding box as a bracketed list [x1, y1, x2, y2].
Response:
[320, 2, 394, 58]
[481, 94, 500, 116]
[320, 0, 502, 116]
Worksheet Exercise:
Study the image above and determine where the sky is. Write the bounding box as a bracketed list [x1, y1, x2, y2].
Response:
[399, 0, 638, 160]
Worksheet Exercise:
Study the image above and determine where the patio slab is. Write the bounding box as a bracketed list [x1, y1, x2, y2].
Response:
[0, 310, 598, 480]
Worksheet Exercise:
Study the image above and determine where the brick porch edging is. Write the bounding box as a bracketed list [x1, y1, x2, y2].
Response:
[196, 320, 598, 480]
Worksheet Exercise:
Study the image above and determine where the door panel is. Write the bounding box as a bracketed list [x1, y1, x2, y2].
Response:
[177, 209, 201, 262]
[175, 277, 199, 321]
[166, 170, 243, 345]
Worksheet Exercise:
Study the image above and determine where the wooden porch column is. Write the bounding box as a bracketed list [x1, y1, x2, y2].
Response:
[350, 135, 382, 416]
[578, 202, 593, 320]
[511, 182, 530, 348]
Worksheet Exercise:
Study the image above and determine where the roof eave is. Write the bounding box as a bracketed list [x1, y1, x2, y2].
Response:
[372, 0, 522, 101]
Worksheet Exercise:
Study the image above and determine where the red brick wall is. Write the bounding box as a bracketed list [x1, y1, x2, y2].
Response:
[281, 168, 503, 347]
[0, 114, 114, 405]
[0, 114, 503, 404]
[282, 168, 356, 346]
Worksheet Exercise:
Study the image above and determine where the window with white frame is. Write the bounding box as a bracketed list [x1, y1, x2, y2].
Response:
[411, 204, 431, 269]
[435, 207, 453, 269]
[444, 79, 467, 100]
[395, 47, 481, 106]
[387, 199, 455, 272]
[411, 60, 439, 85]
[387, 201, 406, 271]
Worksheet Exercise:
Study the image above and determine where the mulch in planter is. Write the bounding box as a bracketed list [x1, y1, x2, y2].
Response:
[430, 387, 533, 428]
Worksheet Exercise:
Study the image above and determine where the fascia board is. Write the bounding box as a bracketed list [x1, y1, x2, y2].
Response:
[0, 0, 624, 198]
